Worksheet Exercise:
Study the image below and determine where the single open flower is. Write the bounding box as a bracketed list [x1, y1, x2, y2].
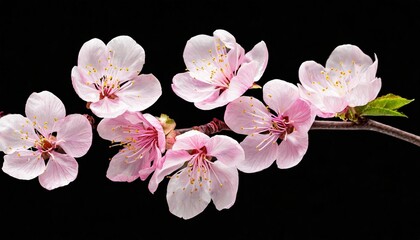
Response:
[0, 91, 93, 190]
[224, 79, 315, 172]
[148, 130, 244, 220]
[172, 29, 268, 110]
[96, 110, 166, 182]
[297, 44, 382, 118]
[71, 35, 162, 118]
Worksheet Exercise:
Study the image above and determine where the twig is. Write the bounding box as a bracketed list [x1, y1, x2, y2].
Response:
[311, 119, 420, 147]
[176, 118, 420, 147]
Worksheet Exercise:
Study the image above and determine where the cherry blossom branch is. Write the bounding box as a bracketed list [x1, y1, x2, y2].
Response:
[177, 118, 230, 135]
[176, 118, 420, 147]
[310, 119, 420, 147]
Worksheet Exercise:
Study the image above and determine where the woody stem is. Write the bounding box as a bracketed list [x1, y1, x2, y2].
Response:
[176, 118, 420, 147]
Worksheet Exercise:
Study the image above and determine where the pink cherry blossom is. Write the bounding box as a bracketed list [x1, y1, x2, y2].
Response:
[171, 29, 269, 110]
[148, 130, 244, 219]
[224, 79, 315, 172]
[297, 44, 382, 118]
[0, 91, 93, 190]
[96, 110, 166, 182]
[71, 35, 162, 118]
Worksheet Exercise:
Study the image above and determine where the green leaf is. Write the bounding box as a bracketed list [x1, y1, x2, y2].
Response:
[355, 93, 414, 117]
[357, 107, 408, 117]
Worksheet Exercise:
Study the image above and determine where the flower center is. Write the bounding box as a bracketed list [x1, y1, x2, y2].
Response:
[270, 115, 295, 140]
[255, 115, 295, 151]
[35, 135, 57, 160]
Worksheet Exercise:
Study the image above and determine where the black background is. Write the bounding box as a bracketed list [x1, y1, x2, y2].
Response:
[1, 1, 419, 239]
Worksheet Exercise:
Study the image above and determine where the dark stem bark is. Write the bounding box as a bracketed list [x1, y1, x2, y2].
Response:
[311, 119, 420, 147]
[176, 118, 420, 147]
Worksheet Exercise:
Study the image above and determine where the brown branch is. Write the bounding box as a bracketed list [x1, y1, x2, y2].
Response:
[176, 118, 230, 135]
[176, 118, 420, 147]
[311, 119, 420, 147]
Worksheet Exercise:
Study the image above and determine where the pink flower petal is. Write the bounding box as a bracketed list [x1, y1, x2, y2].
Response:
[284, 98, 315, 133]
[243, 41, 269, 81]
[207, 161, 238, 210]
[148, 151, 191, 194]
[197, 60, 260, 110]
[77, 38, 108, 74]
[106, 149, 144, 182]
[214, 29, 237, 49]
[298, 61, 326, 92]
[205, 135, 244, 168]
[172, 130, 210, 151]
[321, 95, 348, 114]
[106, 35, 145, 76]
[166, 168, 211, 219]
[89, 97, 127, 118]
[143, 113, 166, 153]
[326, 44, 373, 71]
[56, 114, 92, 158]
[71, 66, 101, 102]
[96, 110, 149, 142]
[25, 91, 66, 136]
[2, 150, 46, 180]
[276, 131, 309, 169]
[214, 29, 242, 72]
[347, 77, 382, 107]
[183, 34, 218, 82]
[0, 114, 38, 154]
[171, 72, 216, 103]
[118, 73, 162, 112]
[263, 79, 299, 114]
[96, 113, 131, 142]
[237, 134, 278, 173]
[38, 152, 78, 190]
[194, 90, 224, 110]
[224, 96, 271, 135]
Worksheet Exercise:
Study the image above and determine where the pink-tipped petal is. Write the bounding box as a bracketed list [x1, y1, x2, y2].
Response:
[276, 132, 309, 169]
[347, 78, 382, 107]
[143, 113, 166, 153]
[106, 150, 144, 182]
[106, 36, 145, 74]
[243, 41, 269, 81]
[2, 150, 46, 180]
[166, 168, 211, 219]
[263, 79, 299, 114]
[56, 114, 92, 158]
[224, 96, 271, 135]
[214, 29, 237, 49]
[172, 72, 216, 103]
[321, 95, 348, 114]
[298, 61, 326, 91]
[25, 91, 66, 135]
[237, 134, 278, 173]
[96, 115, 128, 142]
[326, 44, 373, 70]
[214, 29, 241, 71]
[171, 130, 210, 151]
[205, 135, 244, 167]
[119, 74, 162, 112]
[183, 34, 217, 82]
[77, 38, 108, 72]
[71, 67, 101, 102]
[89, 97, 127, 119]
[38, 153, 78, 190]
[284, 99, 314, 133]
[208, 161, 238, 210]
[0, 114, 38, 154]
[148, 151, 191, 194]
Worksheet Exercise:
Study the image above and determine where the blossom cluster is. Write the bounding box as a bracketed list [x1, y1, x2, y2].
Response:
[0, 29, 382, 219]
